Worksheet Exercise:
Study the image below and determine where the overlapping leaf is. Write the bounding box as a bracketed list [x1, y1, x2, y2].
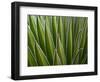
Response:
[53, 49, 62, 65]
[28, 15, 88, 66]
[28, 47, 38, 66]
[35, 42, 50, 66]
[45, 16, 55, 65]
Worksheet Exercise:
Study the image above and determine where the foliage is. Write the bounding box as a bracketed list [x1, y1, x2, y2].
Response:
[28, 15, 88, 66]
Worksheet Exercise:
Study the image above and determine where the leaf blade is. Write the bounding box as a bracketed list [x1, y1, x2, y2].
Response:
[57, 35, 66, 65]
[35, 42, 50, 66]
[45, 16, 55, 65]
[53, 49, 62, 65]
[28, 47, 38, 66]
[37, 16, 46, 54]
[67, 18, 72, 64]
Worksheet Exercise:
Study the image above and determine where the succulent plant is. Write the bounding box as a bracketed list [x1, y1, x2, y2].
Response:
[28, 15, 88, 66]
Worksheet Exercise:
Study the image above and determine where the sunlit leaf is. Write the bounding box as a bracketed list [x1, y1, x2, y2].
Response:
[28, 26, 36, 59]
[28, 16, 39, 42]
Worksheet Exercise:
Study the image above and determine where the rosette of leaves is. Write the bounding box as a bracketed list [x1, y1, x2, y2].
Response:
[28, 15, 88, 66]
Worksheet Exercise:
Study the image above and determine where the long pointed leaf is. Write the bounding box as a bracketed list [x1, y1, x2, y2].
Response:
[28, 16, 39, 42]
[52, 16, 58, 47]
[67, 18, 72, 64]
[53, 49, 62, 65]
[58, 16, 65, 50]
[28, 26, 36, 58]
[45, 16, 55, 65]
[57, 35, 66, 65]
[35, 42, 50, 66]
[28, 47, 38, 66]
[37, 17, 46, 54]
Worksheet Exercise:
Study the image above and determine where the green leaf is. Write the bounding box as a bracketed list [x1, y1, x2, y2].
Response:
[53, 49, 62, 65]
[37, 17, 46, 54]
[73, 48, 83, 64]
[58, 16, 65, 50]
[80, 28, 88, 64]
[67, 18, 72, 64]
[63, 16, 68, 55]
[28, 15, 88, 66]
[39, 16, 45, 30]
[45, 16, 55, 65]
[28, 16, 39, 42]
[57, 35, 66, 65]
[28, 47, 38, 66]
[52, 16, 58, 47]
[81, 56, 87, 64]
[79, 18, 88, 64]
[28, 26, 36, 59]
[83, 35, 88, 64]
[35, 42, 50, 66]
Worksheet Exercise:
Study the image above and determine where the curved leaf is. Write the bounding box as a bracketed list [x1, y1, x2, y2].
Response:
[35, 42, 50, 66]
[57, 35, 66, 65]
[28, 16, 39, 42]
[58, 17, 65, 50]
[28, 47, 38, 66]
[37, 17, 46, 54]
[28, 26, 36, 58]
[53, 49, 61, 65]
